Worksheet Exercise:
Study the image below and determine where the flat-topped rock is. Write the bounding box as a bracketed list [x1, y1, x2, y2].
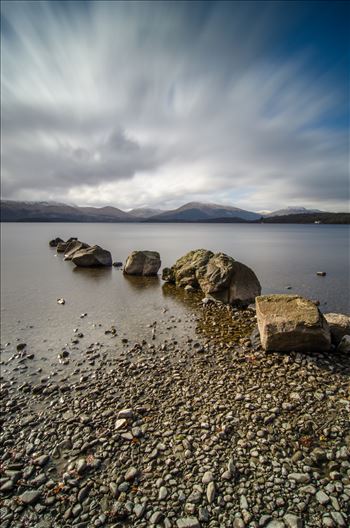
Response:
[124, 250, 161, 276]
[162, 249, 261, 305]
[72, 245, 112, 267]
[256, 294, 331, 352]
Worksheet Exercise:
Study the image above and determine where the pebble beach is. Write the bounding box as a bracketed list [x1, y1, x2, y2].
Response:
[1, 295, 349, 528]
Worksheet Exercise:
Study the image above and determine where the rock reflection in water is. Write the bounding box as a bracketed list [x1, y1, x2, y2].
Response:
[72, 266, 113, 282]
[123, 274, 160, 291]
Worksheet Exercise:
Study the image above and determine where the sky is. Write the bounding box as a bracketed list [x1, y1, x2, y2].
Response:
[1, 0, 349, 212]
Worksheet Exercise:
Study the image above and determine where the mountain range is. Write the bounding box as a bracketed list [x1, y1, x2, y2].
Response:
[1, 200, 347, 223]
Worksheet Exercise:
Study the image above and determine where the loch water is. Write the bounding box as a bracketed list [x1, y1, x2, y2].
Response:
[1, 222, 349, 370]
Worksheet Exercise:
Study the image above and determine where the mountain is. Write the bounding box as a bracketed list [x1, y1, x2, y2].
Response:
[0, 201, 134, 222]
[77, 206, 131, 220]
[1, 200, 347, 223]
[146, 202, 261, 222]
[128, 207, 163, 218]
[265, 206, 323, 217]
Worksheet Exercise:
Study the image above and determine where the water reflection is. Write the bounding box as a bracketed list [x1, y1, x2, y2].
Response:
[123, 274, 160, 291]
[72, 266, 113, 282]
[162, 282, 201, 308]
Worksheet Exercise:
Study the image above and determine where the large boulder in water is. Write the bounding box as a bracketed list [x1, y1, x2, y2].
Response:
[256, 294, 331, 352]
[162, 249, 261, 305]
[64, 240, 90, 261]
[49, 237, 64, 248]
[324, 313, 350, 345]
[72, 245, 112, 267]
[124, 251, 161, 276]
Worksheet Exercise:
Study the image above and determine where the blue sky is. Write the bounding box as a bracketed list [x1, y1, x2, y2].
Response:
[1, 0, 349, 211]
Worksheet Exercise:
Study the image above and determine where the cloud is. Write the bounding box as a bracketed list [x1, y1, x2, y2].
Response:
[1, 1, 348, 211]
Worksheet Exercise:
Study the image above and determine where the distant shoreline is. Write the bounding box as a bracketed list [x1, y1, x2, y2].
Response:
[1, 213, 349, 225]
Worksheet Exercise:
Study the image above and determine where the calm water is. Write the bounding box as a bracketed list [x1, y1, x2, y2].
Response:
[1, 223, 349, 365]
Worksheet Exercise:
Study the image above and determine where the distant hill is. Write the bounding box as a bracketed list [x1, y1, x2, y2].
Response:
[0, 201, 134, 222]
[128, 207, 163, 218]
[265, 206, 323, 217]
[261, 212, 350, 224]
[0, 200, 348, 224]
[146, 202, 261, 222]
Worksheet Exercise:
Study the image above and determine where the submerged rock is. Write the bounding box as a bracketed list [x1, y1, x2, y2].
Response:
[162, 249, 261, 305]
[72, 245, 112, 267]
[324, 313, 350, 344]
[49, 237, 64, 247]
[256, 294, 331, 352]
[124, 250, 161, 276]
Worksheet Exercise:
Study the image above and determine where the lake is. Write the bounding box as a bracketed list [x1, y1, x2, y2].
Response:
[1, 222, 349, 374]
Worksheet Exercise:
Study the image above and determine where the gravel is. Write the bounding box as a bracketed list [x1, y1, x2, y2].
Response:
[0, 297, 349, 527]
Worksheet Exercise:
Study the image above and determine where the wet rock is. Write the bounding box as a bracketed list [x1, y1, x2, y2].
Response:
[49, 237, 64, 247]
[19, 490, 41, 505]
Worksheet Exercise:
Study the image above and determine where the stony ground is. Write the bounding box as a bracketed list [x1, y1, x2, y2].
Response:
[0, 296, 349, 528]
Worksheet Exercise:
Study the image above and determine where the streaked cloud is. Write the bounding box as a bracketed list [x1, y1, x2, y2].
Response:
[1, 1, 348, 211]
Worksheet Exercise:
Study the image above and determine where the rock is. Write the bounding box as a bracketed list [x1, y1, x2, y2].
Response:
[283, 513, 303, 528]
[324, 313, 350, 344]
[57, 298, 65, 305]
[115, 419, 127, 430]
[56, 237, 78, 252]
[317, 271, 326, 276]
[159, 486, 168, 500]
[124, 467, 138, 481]
[288, 472, 310, 483]
[336, 335, 350, 354]
[72, 245, 112, 267]
[176, 518, 200, 528]
[19, 490, 41, 505]
[123, 251, 161, 276]
[316, 490, 330, 505]
[202, 471, 214, 484]
[64, 240, 90, 261]
[162, 249, 261, 305]
[256, 294, 331, 352]
[206, 481, 216, 504]
[49, 237, 64, 247]
[149, 511, 163, 524]
[16, 343, 27, 351]
[118, 409, 133, 419]
[112, 261, 123, 267]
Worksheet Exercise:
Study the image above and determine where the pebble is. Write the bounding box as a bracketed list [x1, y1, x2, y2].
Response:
[19, 490, 41, 505]
[124, 467, 138, 481]
[206, 481, 216, 504]
[176, 517, 200, 528]
[316, 490, 330, 505]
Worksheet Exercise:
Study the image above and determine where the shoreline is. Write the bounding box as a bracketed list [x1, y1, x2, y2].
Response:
[1, 302, 349, 527]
